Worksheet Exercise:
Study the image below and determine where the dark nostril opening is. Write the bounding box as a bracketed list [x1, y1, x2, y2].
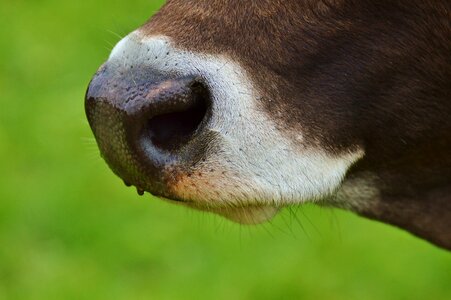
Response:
[144, 82, 210, 151]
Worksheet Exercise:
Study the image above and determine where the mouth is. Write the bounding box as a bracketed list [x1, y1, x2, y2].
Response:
[123, 179, 279, 224]
[123, 179, 187, 202]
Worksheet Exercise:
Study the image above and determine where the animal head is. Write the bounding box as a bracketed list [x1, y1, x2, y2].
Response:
[86, 1, 451, 249]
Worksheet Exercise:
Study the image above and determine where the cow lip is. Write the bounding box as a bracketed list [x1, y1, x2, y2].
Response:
[123, 180, 188, 202]
[123, 178, 278, 224]
[122, 180, 142, 196]
[158, 196, 191, 204]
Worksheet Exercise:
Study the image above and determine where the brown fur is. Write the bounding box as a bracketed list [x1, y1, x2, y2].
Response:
[140, 0, 451, 248]
[87, 0, 451, 248]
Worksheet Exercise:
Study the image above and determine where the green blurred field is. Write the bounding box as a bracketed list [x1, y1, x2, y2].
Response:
[0, 1, 450, 299]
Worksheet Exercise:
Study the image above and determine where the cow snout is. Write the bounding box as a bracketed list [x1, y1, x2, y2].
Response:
[85, 64, 211, 197]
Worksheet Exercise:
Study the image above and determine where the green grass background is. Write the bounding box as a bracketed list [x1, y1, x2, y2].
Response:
[0, 0, 450, 299]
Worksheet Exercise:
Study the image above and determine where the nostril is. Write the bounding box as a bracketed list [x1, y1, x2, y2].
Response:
[143, 82, 210, 151]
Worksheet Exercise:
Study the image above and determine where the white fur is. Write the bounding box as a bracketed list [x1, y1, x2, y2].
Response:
[107, 32, 365, 223]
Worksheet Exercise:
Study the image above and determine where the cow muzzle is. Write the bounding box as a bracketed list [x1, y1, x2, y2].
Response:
[85, 63, 211, 198]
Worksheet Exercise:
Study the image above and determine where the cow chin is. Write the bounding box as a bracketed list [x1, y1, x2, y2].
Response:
[205, 206, 280, 225]
[159, 195, 280, 225]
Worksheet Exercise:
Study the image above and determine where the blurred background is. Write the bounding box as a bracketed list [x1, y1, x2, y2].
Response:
[0, 0, 450, 299]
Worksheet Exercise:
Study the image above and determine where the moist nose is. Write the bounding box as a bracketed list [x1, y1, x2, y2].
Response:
[85, 66, 211, 190]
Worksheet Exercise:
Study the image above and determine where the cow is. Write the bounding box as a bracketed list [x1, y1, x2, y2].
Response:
[85, 0, 451, 249]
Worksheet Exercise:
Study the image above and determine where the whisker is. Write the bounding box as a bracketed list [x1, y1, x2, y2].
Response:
[106, 29, 125, 40]
[259, 221, 275, 239]
[290, 206, 311, 241]
[280, 209, 298, 239]
[103, 39, 115, 50]
[299, 206, 322, 237]
[267, 217, 291, 237]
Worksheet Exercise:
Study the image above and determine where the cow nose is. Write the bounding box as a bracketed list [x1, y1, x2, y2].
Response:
[126, 76, 209, 152]
[85, 65, 211, 193]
